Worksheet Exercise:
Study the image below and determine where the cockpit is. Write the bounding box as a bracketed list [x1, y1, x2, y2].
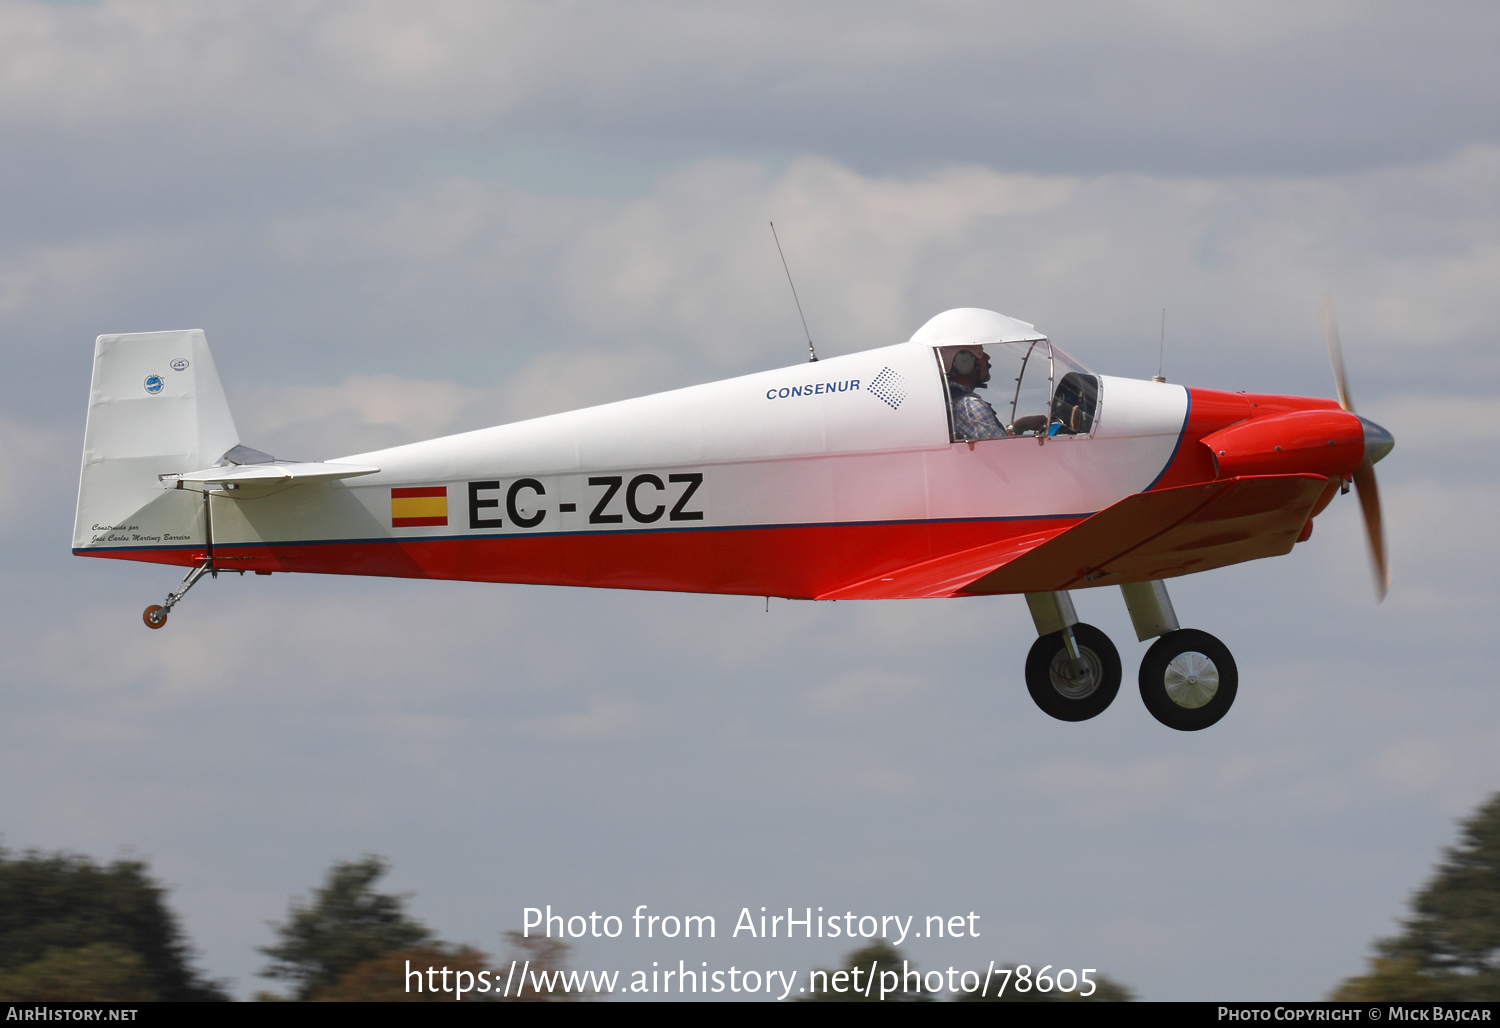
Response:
[912, 309, 1099, 443]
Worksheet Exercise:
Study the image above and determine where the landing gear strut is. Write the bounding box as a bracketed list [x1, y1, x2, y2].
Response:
[142, 560, 214, 629]
[1022, 592, 1121, 721]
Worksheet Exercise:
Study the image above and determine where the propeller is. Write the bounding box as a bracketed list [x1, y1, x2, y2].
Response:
[1319, 293, 1393, 601]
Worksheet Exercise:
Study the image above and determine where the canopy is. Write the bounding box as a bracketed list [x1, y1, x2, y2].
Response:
[908, 308, 1047, 348]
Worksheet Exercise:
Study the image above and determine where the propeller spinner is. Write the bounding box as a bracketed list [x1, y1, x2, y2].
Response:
[1319, 294, 1394, 600]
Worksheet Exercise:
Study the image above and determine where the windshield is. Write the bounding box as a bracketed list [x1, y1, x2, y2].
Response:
[934, 339, 1097, 442]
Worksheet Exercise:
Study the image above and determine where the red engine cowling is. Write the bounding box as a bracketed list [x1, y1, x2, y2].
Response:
[1200, 409, 1365, 479]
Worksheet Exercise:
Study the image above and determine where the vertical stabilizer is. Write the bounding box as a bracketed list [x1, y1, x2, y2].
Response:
[73, 330, 240, 554]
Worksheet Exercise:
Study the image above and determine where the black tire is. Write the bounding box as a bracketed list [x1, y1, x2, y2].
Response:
[1139, 629, 1238, 731]
[1024, 623, 1121, 722]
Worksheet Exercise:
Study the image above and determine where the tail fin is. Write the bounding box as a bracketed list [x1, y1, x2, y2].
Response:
[73, 330, 240, 557]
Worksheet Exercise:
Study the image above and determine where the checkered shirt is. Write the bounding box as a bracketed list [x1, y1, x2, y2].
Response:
[950, 384, 1007, 440]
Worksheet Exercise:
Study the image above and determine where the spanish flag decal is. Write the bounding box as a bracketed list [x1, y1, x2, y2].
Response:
[391, 486, 448, 528]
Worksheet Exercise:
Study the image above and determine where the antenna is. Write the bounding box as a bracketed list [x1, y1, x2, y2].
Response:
[770, 221, 818, 362]
[1153, 308, 1166, 383]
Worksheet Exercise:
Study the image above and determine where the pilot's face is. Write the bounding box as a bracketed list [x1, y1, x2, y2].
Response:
[972, 348, 993, 387]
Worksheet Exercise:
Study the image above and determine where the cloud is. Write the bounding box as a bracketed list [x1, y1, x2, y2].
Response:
[1019, 756, 1188, 821]
[802, 670, 932, 718]
[228, 345, 682, 460]
[0, 417, 74, 530]
[0, 0, 1494, 182]
[1373, 395, 1500, 451]
[519, 699, 649, 742]
[12, 144, 1496, 415]
[0, 235, 146, 315]
[231, 373, 502, 460]
[1383, 476, 1500, 607]
[1374, 736, 1458, 794]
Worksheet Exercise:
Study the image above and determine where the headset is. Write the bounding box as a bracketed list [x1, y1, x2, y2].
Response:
[950, 348, 978, 377]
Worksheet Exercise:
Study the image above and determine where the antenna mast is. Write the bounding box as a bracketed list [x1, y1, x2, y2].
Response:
[1154, 308, 1166, 383]
[770, 221, 818, 362]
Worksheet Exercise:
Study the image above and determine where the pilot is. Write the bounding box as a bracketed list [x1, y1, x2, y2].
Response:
[946, 346, 1007, 440]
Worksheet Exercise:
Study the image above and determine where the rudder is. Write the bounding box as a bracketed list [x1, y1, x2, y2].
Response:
[73, 330, 240, 558]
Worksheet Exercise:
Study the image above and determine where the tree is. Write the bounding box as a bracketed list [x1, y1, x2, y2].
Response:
[499, 931, 592, 1002]
[1333, 792, 1500, 1000]
[311, 946, 492, 1002]
[0, 847, 226, 1001]
[0, 944, 156, 1002]
[801, 940, 1134, 1002]
[802, 941, 933, 1002]
[955, 966, 1135, 1002]
[259, 855, 433, 1000]
[310, 931, 591, 1002]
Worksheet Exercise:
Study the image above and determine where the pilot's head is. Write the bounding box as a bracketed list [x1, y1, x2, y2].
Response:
[948, 346, 992, 389]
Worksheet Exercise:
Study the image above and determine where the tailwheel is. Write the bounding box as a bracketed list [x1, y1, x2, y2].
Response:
[139, 560, 214, 629]
[1139, 629, 1238, 731]
[1024, 623, 1121, 722]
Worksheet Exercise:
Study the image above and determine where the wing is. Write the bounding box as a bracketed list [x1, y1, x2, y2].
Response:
[818, 473, 1330, 600]
[816, 523, 1076, 600]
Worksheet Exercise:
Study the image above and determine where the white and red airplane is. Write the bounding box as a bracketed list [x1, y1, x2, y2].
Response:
[72, 306, 1392, 731]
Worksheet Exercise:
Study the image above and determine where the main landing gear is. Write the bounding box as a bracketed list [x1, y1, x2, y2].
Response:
[1022, 582, 1238, 731]
[1024, 622, 1120, 722]
[1138, 629, 1238, 731]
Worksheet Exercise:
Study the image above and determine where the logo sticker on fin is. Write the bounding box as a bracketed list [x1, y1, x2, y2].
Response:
[143, 375, 164, 394]
[169, 358, 189, 371]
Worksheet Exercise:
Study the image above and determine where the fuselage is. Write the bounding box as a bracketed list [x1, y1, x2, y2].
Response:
[75, 335, 1354, 600]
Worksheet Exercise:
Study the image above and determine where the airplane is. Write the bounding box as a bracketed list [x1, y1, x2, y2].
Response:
[72, 305, 1393, 731]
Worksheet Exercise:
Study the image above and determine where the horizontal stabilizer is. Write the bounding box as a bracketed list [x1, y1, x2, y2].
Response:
[163, 462, 380, 497]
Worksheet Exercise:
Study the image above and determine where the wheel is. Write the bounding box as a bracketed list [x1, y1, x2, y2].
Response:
[142, 604, 167, 629]
[1024, 623, 1121, 722]
[1138, 629, 1238, 731]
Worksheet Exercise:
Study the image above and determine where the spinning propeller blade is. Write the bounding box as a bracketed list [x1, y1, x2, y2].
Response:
[1352, 460, 1390, 601]
[1320, 293, 1353, 414]
[1320, 293, 1391, 601]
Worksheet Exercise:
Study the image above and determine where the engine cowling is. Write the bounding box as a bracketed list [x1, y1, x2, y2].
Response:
[1199, 409, 1366, 479]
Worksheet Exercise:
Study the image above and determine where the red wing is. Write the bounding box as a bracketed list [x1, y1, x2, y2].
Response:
[816, 523, 1074, 600]
[961, 473, 1330, 595]
[817, 473, 1329, 600]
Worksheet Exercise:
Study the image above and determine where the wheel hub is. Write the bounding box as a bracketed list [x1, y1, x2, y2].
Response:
[1163, 651, 1219, 709]
[1049, 647, 1102, 700]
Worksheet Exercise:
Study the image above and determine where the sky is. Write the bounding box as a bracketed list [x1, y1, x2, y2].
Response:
[1, 0, 1498, 1001]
